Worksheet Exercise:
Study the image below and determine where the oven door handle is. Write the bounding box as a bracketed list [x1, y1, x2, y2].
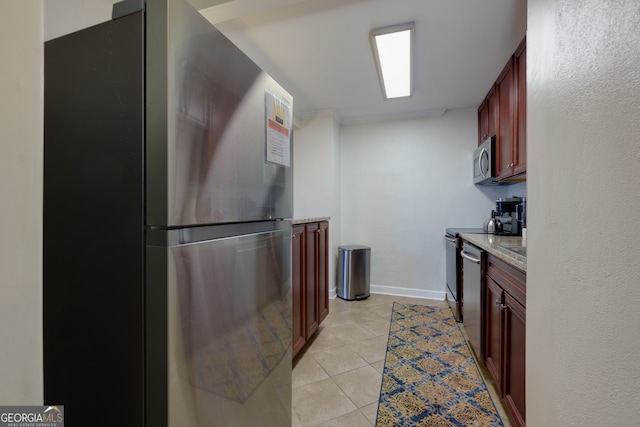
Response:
[443, 235, 457, 244]
[460, 250, 481, 264]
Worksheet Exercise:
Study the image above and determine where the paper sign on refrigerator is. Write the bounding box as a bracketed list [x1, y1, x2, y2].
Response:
[265, 91, 291, 167]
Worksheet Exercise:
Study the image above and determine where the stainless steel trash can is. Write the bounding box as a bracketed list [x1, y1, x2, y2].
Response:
[337, 245, 371, 301]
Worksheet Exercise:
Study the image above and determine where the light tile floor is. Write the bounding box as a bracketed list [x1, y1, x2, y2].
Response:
[291, 293, 512, 427]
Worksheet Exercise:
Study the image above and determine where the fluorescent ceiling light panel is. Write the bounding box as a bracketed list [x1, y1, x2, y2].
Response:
[370, 22, 414, 99]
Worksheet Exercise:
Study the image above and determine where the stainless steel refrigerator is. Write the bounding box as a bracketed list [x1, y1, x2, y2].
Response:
[43, 1, 293, 426]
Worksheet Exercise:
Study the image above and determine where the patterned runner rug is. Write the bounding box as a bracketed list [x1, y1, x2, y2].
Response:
[375, 303, 504, 426]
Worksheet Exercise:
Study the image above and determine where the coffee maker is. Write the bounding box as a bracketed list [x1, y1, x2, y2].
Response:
[495, 197, 526, 235]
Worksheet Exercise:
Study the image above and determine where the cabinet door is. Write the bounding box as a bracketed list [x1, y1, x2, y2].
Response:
[305, 223, 319, 338]
[514, 37, 527, 176]
[292, 224, 306, 358]
[487, 85, 497, 143]
[478, 99, 488, 145]
[504, 292, 526, 427]
[485, 276, 504, 395]
[478, 86, 497, 146]
[317, 222, 329, 323]
[496, 57, 514, 180]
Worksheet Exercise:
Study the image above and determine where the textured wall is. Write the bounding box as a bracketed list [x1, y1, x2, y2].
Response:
[0, 1, 44, 404]
[527, 0, 640, 425]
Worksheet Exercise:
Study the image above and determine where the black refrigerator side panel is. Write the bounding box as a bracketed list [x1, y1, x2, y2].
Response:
[44, 12, 145, 427]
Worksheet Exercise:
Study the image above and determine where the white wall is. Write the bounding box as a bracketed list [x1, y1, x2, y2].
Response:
[339, 109, 507, 298]
[293, 114, 340, 291]
[0, 1, 44, 404]
[527, 0, 640, 425]
[293, 115, 336, 220]
[330, 116, 341, 297]
[45, 0, 118, 41]
[507, 182, 526, 198]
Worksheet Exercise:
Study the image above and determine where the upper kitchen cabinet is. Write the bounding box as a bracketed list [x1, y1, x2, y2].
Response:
[496, 57, 514, 180]
[478, 85, 497, 146]
[513, 37, 527, 177]
[479, 36, 527, 181]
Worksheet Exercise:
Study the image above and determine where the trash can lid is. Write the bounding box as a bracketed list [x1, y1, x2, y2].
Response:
[339, 244, 370, 251]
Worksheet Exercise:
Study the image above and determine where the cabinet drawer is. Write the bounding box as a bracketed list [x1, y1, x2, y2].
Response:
[487, 254, 526, 308]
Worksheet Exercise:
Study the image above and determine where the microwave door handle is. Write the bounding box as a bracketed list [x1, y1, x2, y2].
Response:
[479, 148, 488, 178]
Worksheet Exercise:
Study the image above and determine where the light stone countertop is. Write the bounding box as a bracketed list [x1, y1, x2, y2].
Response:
[292, 217, 331, 225]
[459, 233, 527, 272]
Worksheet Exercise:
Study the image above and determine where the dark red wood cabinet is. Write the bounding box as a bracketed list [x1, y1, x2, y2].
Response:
[292, 221, 329, 359]
[485, 254, 526, 427]
[477, 85, 496, 146]
[317, 221, 330, 323]
[485, 275, 504, 394]
[304, 222, 320, 339]
[496, 57, 515, 180]
[292, 224, 306, 357]
[478, 36, 526, 180]
[513, 37, 527, 177]
[477, 99, 487, 146]
[504, 292, 526, 427]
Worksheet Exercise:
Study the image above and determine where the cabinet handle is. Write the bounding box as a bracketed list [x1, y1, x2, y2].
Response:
[495, 299, 501, 305]
[500, 304, 507, 311]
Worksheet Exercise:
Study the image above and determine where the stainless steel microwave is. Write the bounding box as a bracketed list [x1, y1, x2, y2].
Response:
[473, 136, 498, 185]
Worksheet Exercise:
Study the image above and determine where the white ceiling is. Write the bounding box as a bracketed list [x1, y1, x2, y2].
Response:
[200, 0, 527, 125]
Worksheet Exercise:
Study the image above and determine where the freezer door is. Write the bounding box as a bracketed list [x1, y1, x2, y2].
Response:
[146, 222, 292, 427]
[146, 0, 293, 227]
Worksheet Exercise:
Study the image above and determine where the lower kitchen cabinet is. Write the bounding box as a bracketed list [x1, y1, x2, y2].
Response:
[304, 223, 320, 339]
[292, 224, 306, 357]
[504, 292, 526, 427]
[316, 221, 330, 323]
[485, 254, 526, 427]
[485, 276, 504, 395]
[292, 221, 329, 359]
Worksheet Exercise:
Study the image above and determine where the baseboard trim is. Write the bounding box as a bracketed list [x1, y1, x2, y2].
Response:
[328, 285, 445, 301]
